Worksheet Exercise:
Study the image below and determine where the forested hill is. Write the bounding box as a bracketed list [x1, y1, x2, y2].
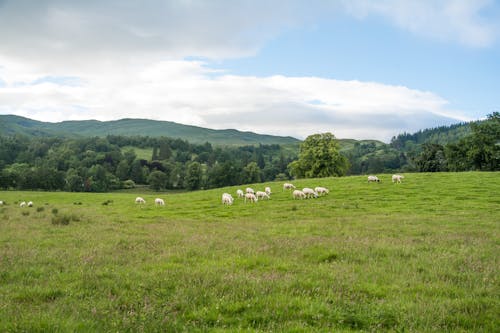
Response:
[390, 121, 473, 150]
[0, 115, 299, 145]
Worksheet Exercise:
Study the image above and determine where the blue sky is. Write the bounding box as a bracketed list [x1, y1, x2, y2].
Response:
[0, 0, 498, 141]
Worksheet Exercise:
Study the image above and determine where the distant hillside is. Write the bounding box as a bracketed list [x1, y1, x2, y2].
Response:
[390, 121, 473, 150]
[0, 115, 299, 145]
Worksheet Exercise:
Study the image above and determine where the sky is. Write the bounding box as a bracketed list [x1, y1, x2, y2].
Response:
[0, 0, 499, 142]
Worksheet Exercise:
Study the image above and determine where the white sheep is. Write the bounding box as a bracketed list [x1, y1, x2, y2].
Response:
[236, 189, 244, 198]
[392, 174, 404, 183]
[0, 201, 3, 205]
[315, 187, 329, 196]
[256, 191, 270, 200]
[222, 193, 234, 205]
[19, 201, 26, 207]
[245, 187, 255, 194]
[155, 198, 165, 206]
[283, 183, 296, 190]
[265, 186, 272, 195]
[27, 201, 33, 207]
[302, 188, 318, 199]
[135, 197, 146, 204]
[244, 192, 258, 203]
[292, 190, 306, 199]
[367, 175, 380, 183]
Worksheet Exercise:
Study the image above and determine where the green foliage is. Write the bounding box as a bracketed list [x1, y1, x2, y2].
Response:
[147, 170, 168, 191]
[414, 143, 448, 172]
[289, 133, 349, 178]
[185, 161, 203, 190]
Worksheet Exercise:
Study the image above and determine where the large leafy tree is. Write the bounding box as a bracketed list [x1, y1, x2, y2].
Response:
[288, 132, 349, 178]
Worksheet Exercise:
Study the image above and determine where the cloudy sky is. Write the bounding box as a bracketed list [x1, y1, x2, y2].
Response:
[0, 0, 499, 141]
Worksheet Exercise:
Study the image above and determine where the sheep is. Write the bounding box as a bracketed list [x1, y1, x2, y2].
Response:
[244, 192, 258, 203]
[19, 201, 26, 208]
[27, 201, 33, 207]
[155, 198, 165, 206]
[265, 186, 272, 195]
[367, 175, 380, 183]
[392, 174, 404, 183]
[236, 189, 244, 198]
[256, 191, 270, 200]
[135, 197, 146, 204]
[0, 201, 3, 205]
[245, 187, 255, 194]
[292, 190, 306, 200]
[302, 188, 318, 199]
[222, 193, 234, 205]
[315, 186, 329, 196]
[283, 183, 296, 190]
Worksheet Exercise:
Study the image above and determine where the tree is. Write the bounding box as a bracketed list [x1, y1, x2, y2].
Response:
[414, 143, 448, 172]
[288, 133, 349, 178]
[148, 170, 168, 191]
[242, 162, 261, 184]
[185, 161, 202, 190]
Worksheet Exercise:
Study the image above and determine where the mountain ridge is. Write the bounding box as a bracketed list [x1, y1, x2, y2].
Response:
[0, 114, 299, 145]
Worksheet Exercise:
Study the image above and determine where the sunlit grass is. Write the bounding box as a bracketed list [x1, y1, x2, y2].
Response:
[0, 172, 498, 331]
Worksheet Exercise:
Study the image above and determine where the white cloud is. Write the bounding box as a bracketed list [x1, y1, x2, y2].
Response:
[0, 0, 492, 141]
[342, 0, 498, 47]
[0, 59, 467, 141]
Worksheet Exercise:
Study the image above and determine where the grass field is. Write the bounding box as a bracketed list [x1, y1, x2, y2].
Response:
[0, 172, 498, 332]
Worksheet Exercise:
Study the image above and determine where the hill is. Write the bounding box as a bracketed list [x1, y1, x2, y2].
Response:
[0, 115, 299, 145]
[0, 172, 498, 331]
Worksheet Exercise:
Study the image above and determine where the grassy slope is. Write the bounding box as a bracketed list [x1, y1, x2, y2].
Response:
[0, 115, 299, 145]
[0, 172, 498, 332]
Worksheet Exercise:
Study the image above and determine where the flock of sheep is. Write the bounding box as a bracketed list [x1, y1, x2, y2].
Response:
[1, 174, 405, 209]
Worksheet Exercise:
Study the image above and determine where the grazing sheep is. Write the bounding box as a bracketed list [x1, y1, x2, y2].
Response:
[302, 188, 318, 199]
[236, 189, 244, 198]
[367, 175, 380, 183]
[283, 183, 296, 190]
[392, 174, 404, 183]
[19, 201, 26, 208]
[246, 187, 255, 194]
[0, 201, 3, 205]
[315, 187, 329, 196]
[222, 193, 234, 205]
[27, 201, 33, 207]
[155, 198, 165, 206]
[256, 191, 270, 200]
[292, 190, 306, 199]
[135, 197, 146, 204]
[265, 186, 272, 195]
[244, 192, 258, 203]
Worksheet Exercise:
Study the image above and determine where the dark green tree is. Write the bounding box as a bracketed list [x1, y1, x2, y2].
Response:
[288, 133, 349, 178]
[185, 161, 202, 190]
[414, 143, 448, 172]
[148, 170, 168, 191]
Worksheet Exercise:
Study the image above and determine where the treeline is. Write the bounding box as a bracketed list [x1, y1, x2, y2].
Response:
[0, 136, 296, 192]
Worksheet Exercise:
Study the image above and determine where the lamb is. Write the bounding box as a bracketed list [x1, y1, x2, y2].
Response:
[314, 186, 329, 196]
[283, 183, 296, 190]
[367, 175, 380, 183]
[292, 190, 306, 199]
[245, 187, 255, 194]
[256, 191, 270, 200]
[19, 201, 26, 207]
[265, 186, 272, 195]
[135, 197, 146, 204]
[244, 192, 258, 203]
[155, 198, 165, 206]
[392, 174, 404, 183]
[236, 189, 244, 198]
[302, 188, 318, 199]
[27, 201, 33, 207]
[222, 193, 234, 205]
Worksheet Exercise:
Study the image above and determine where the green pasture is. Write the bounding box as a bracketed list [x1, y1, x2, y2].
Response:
[0, 172, 498, 332]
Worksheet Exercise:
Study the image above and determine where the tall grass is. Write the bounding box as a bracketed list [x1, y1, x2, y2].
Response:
[0, 172, 498, 331]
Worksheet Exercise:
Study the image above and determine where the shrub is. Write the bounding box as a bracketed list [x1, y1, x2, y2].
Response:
[52, 214, 70, 225]
[36, 207, 44, 212]
[51, 208, 58, 215]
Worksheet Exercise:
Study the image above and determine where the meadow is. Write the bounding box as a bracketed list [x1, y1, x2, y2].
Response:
[0, 172, 498, 332]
